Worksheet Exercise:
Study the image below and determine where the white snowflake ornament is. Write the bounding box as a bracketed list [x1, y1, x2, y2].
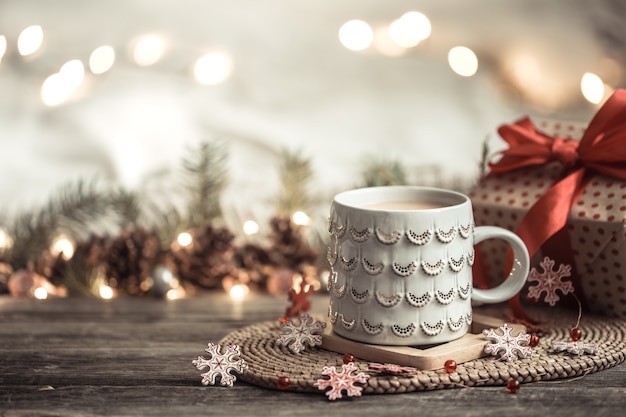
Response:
[276, 313, 326, 353]
[483, 323, 533, 362]
[527, 257, 574, 306]
[192, 342, 248, 387]
[551, 340, 599, 355]
[314, 361, 370, 401]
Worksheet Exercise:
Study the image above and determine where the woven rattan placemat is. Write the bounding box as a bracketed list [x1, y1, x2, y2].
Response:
[219, 306, 626, 394]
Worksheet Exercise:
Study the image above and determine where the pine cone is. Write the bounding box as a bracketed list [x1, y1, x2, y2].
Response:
[104, 227, 161, 296]
[232, 243, 273, 291]
[172, 224, 236, 289]
[268, 216, 318, 268]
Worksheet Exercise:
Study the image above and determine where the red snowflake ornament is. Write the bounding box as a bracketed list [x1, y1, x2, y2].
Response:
[368, 362, 420, 376]
[551, 340, 599, 355]
[527, 257, 574, 306]
[314, 361, 370, 401]
[192, 343, 248, 387]
[276, 313, 326, 353]
[483, 323, 533, 362]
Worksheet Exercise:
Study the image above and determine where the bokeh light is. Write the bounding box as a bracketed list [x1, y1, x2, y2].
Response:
[0, 35, 6, 62]
[193, 52, 233, 85]
[17, 25, 43, 56]
[99, 285, 115, 300]
[133, 34, 165, 66]
[41, 60, 85, 106]
[448, 46, 478, 77]
[292, 211, 310, 226]
[89, 45, 115, 74]
[243, 220, 260, 235]
[339, 20, 374, 51]
[50, 235, 76, 260]
[581, 72, 605, 104]
[177, 232, 193, 247]
[229, 283, 249, 301]
[398, 11, 431, 42]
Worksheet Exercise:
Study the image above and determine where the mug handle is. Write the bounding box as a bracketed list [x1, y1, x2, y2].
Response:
[471, 226, 530, 304]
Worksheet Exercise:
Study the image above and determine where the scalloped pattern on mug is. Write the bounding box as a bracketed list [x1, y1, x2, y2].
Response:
[435, 226, 457, 243]
[375, 228, 402, 245]
[361, 319, 384, 335]
[326, 246, 337, 266]
[465, 312, 473, 325]
[340, 256, 358, 271]
[459, 222, 473, 239]
[349, 226, 371, 242]
[339, 314, 356, 330]
[327, 270, 337, 292]
[467, 249, 475, 266]
[420, 259, 445, 276]
[333, 282, 347, 299]
[405, 291, 433, 308]
[329, 222, 346, 238]
[435, 288, 456, 304]
[448, 255, 465, 272]
[350, 287, 370, 304]
[361, 258, 384, 275]
[448, 315, 466, 332]
[406, 229, 432, 245]
[391, 322, 417, 338]
[375, 291, 402, 308]
[327, 305, 338, 324]
[392, 261, 418, 277]
[420, 320, 444, 336]
[458, 283, 471, 299]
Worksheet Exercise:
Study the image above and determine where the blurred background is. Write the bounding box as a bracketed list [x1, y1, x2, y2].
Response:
[1, 0, 626, 299]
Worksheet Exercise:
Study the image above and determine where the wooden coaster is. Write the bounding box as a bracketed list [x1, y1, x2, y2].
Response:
[321, 313, 525, 370]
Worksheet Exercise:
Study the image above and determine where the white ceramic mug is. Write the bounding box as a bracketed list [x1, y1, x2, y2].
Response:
[327, 186, 529, 346]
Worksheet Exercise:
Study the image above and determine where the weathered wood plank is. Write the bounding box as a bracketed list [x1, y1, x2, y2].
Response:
[1, 293, 625, 417]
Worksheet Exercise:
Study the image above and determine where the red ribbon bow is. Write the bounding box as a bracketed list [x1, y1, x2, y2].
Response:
[488, 89, 626, 319]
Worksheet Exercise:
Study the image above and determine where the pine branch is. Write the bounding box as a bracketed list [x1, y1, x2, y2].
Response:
[182, 141, 229, 229]
[359, 155, 407, 187]
[5, 179, 118, 269]
[276, 148, 313, 217]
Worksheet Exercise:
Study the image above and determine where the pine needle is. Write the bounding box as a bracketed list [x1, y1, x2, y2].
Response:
[276, 147, 313, 217]
[359, 155, 407, 187]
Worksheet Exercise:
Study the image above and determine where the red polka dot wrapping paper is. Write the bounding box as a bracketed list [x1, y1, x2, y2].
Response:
[469, 120, 626, 319]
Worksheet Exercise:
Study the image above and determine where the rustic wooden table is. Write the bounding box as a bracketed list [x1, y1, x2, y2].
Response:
[1, 292, 625, 417]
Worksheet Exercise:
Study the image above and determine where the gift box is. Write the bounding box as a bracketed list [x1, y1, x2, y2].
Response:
[469, 91, 626, 320]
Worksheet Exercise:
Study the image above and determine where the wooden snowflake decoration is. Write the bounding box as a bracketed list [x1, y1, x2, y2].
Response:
[551, 340, 599, 355]
[314, 361, 370, 401]
[276, 313, 326, 353]
[284, 279, 314, 318]
[527, 257, 574, 306]
[192, 343, 248, 387]
[483, 323, 533, 362]
[368, 362, 420, 376]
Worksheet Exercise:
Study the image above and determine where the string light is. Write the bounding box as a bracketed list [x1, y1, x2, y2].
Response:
[34, 287, 48, 300]
[50, 235, 75, 260]
[0, 35, 6, 62]
[99, 285, 115, 300]
[132, 34, 166, 66]
[448, 46, 478, 77]
[581, 72, 605, 104]
[292, 211, 310, 226]
[229, 283, 249, 301]
[243, 220, 259, 235]
[17, 25, 43, 56]
[398, 11, 431, 42]
[0, 228, 12, 251]
[177, 232, 193, 247]
[193, 52, 233, 85]
[89, 45, 115, 74]
[339, 20, 373, 51]
[41, 59, 85, 106]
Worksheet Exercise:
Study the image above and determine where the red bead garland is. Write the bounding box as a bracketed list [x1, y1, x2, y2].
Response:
[529, 334, 540, 347]
[444, 359, 457, 373]
[343, 353, 355, 364]
[507, 379, 520, 394]
[570, 327, 582, 342]
[277, 376, 290, 390]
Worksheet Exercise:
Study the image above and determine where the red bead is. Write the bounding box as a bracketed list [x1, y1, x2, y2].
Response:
[570, 327, 582, 342]
[277, 376, 290, 390]
[343, 353, 355, 364]
[507, 379, 520, 393]
[529, 334, 540, 347]
[279, 316, 289, 324]
[525, 295, 539, 304]
[444, 359, 457, 373]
